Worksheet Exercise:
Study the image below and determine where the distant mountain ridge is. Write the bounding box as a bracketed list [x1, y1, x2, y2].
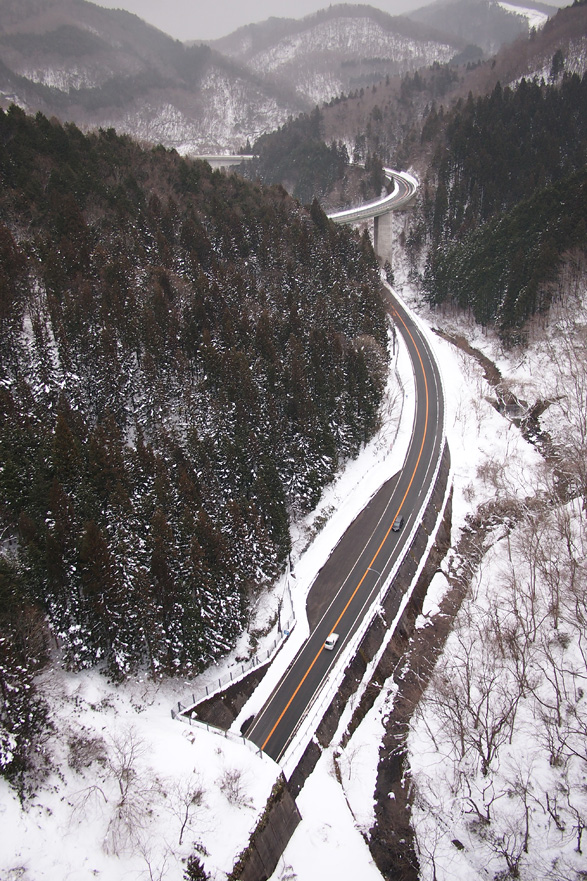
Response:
[0, 0, 572, 163]
[211, 4, 462, 57]
[0, 0, 307, 153]
[0, 0, 476, 152]
[314, 0, 585, 172]
[408, 0, 549, 55]
[210, 3, 467, 105]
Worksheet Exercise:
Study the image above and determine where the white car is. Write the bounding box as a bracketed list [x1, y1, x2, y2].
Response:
[324, 632, 340, 651]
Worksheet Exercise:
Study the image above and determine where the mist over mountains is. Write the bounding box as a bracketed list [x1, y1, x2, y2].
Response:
[0, 0, 542, 153]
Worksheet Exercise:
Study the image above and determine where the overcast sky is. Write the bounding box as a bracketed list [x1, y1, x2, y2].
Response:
[92, 0, 427, 42]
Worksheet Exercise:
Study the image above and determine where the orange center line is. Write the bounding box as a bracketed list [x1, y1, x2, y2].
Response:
[261, 305, 430, 753]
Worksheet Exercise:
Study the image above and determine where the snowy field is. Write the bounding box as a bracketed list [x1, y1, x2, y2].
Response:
[2, 254, 585, 880]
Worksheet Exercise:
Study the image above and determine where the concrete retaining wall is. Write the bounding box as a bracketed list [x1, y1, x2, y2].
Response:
[229, 777, 301, 881]
[232, 442, 453, 879]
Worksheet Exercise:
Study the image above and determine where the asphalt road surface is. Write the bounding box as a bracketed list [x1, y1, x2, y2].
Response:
[328, 169, 416, 223]
[246, 289, 445, 763]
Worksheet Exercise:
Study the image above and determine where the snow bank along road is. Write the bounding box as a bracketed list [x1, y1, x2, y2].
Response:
[247, 290, 446, 763]
[327, 168, 417, 224]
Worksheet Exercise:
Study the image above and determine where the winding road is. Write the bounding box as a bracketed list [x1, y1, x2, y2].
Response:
[247, 287, 445, 763]
[328, 168, 417, 224]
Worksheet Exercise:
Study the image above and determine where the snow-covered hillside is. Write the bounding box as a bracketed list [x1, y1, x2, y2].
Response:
[0, 308, 410, 880]
[0, 0, 306, 154]
[498, 1, 549, 31]
[0, 0, 463, 155]
[258, 19, 456, 105]
[4, 238, 585, 880]
[247, 19, 456, 77]
[95, 68, 295, 155]
[0, 672, 280, 880]
[512, 33, 587, 84]
[214, 9, 461, 106]
[1, 191, 585, 880]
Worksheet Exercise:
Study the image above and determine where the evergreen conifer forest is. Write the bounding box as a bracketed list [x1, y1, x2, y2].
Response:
[418, 73, 587, 338]
[0, 106, 389, 782]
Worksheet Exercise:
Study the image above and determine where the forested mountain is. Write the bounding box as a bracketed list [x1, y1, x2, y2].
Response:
[276, 2, 587, 341]
[241, 107, 386, 209]
[210, 4, 464, 106]
[418, 71, 587, 337]
[0, 0, 470, 157]
[0, 0, 565, 166]
[0, 107, 388, 786]
[317, 0, 584, 171]
[408, 0, 532, 55]
[245, 1, 580, 206]
[0, 0, 307, 153]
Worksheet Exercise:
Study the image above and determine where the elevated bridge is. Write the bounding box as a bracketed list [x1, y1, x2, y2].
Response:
[328, 168, 417, 263]
[193, 154, 255, 170]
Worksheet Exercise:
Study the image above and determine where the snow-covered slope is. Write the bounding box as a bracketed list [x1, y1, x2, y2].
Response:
[498, 0, 549, 31]
[211, 5, 464, 106]
[0, 0, 464, 153]
[408, 0, 539, 55]
[89, 68, 298, 155]
[0, 0, 306, 154]
[406, 263, 587, 881]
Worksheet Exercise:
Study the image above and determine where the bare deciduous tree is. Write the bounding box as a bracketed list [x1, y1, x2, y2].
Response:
[103, 726, 162, 857]
[167, 772, 206, 845]
[428, 612, 520, 777]
[137, 840, 172, 881]
[217, 766, 252, 808]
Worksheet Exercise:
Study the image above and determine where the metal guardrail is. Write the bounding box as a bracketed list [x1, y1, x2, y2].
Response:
[171, 290, 450, 780]
[172, 706, 269, 760]
[171, 442, 451, 783]
[277, 295, 450, 775]
[279, 436, 450, 778]
[173, 583, 295, 718]
[328, 169, 417, 224]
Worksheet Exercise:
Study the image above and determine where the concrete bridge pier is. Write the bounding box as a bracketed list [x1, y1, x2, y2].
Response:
[328, 169, 416, 265]
[373, 211, 394, 264]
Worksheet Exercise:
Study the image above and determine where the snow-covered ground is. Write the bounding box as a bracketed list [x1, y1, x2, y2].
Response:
[403, 266, 587, 881]
[3, 250, 585, 880]
[268, 275, 549, 879]
[0, 292, 415, 880]
[498, 2, 549, 31]
[269, 243, 587, 880]
[1, 670, 279, 880]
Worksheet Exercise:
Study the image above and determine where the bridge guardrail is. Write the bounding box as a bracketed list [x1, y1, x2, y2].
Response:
[172, 582, 295, 717]
[328, 169, 417, 224]
[279, 435, 450, 778]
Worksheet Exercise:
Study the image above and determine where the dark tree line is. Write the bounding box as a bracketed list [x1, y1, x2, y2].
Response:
[0, 106, 389, 787]
[418, 72, 587, 336]
[246, 107, 355, 204]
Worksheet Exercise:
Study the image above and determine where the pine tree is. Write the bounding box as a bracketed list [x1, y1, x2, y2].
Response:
[79, 519, 121, 663]
[184, 855, 209, 881]
[0, 558, 50, 796]
[52, 408, 82, 489]
[0, 103, 391, 687]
